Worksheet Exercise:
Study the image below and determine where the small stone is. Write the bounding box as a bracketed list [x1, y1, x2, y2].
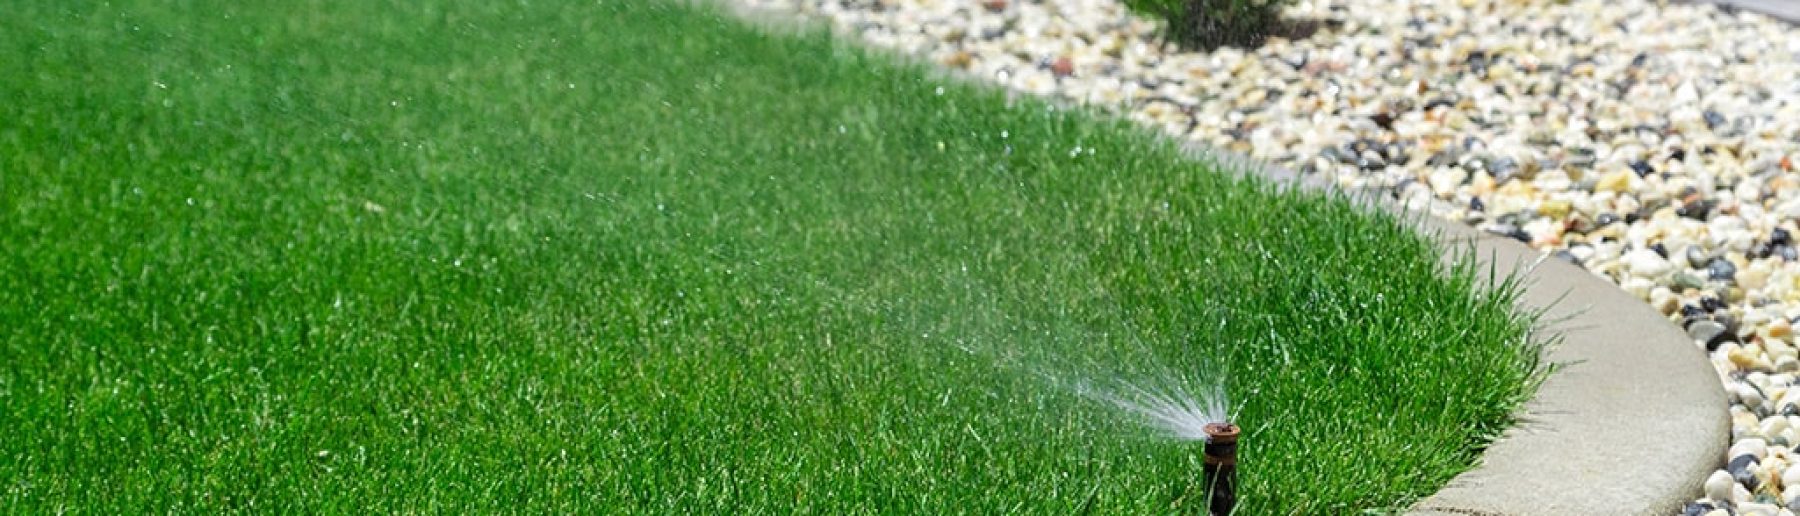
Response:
[1675, 272, 1708, 291]
[1739, 379, 1771, 405]
[1357, 150, 1387, 171]
[1597, 170, 1632, 193]
[1706, 110, 1728, 129]
[1733, 452, 1762, 471]
[1710, 258, 1740, 281]
[1744, 502, 1782, 516]
[1692, 320, 1732, 349]
[1710, 469, 1738, 501]
[1652, 288, 1681, 315]
[1770, 416, 1795, 438]
[1687, 246, 1712, 268]
[1734, 348, 1765, 372]
[1736, 438, 1772, 460]
[1540, 200, 1573, 220]
[1679, 200, 1718, 220]
[1732, 454, 1763, 489]
[1783, 464, 1800, 494]
[1626, 248, 1674, 277]
[950, 50, 985, 68]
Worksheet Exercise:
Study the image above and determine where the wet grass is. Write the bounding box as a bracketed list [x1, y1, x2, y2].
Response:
[0, 0, 1542, 512]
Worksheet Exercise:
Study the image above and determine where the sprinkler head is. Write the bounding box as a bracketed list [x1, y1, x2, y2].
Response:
[1203, 423, 1239, 452]
[1202, 422, 1239, 516]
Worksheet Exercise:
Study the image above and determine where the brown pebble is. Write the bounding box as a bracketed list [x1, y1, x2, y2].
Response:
[943, 51, 973, 69]
[983, 0, 1006, 12]
[1050, 57, 1074, 77]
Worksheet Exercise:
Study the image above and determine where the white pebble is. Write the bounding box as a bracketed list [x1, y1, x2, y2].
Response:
[1733, 438, 1771, 460]
[1625, 248, 1674, 277]
[1707, 469, 1736, 501]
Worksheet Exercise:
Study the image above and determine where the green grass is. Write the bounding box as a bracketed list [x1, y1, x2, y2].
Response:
[0, 0, 1542, 512]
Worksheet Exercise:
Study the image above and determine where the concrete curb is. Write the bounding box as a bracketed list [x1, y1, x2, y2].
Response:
[1688, 0, 1800, 23]
[1402, 216, 1726, 515]
[1208, 151, 1730, 515]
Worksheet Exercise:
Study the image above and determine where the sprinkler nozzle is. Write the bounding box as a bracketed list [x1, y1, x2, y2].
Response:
[1202, 422, 1239, 516]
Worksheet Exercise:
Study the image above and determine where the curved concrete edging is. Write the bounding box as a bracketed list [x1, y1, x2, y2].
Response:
[1210, 150, 1730, 515]
[1402, 216, 1725, 515]
[715, 3, 1728, 512]
[1687, 0, 1800, 23]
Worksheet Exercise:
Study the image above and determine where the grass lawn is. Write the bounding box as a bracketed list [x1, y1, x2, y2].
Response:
[0, 0, 1543, 512]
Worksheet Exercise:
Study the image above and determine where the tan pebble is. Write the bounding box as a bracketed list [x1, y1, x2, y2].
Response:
[1540, 200, 1573, 220]
[1744, 265, 1774, 291]
[1740, 411, 1764, 433]
[943, 51, 973, 69]
[1651, 288, 1680, 315]
[1597, 170, 1632, 193]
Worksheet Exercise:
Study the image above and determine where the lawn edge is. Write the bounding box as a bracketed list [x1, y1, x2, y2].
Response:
[712, 1, 1727, 512]
[1198, 147, 1728, 515]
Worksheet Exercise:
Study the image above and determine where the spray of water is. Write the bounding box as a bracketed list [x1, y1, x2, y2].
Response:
[1071, 371, 1230, 442]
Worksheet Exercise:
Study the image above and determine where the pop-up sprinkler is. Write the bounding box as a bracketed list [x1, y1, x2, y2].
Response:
[1067, 373, 1233, 512]
[1202, 422, 1239, 516]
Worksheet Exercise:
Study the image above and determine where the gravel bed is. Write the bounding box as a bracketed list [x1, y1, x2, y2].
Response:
[731, 0, 1800, 512]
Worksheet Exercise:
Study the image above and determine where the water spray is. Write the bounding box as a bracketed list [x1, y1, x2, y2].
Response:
[1202, 422, 1239, 516]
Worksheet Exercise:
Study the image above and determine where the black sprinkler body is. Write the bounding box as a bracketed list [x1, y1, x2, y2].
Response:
[1202, 422, 1238, 516]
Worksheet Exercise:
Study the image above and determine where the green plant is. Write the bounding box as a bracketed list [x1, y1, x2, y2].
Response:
[1125, 0, 1298, 50]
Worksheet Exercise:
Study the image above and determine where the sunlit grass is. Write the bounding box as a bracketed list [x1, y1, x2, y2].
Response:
[0, 0, 1541, 512]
